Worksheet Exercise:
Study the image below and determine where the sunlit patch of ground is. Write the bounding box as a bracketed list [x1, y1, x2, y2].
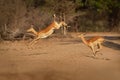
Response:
[0, 32, 120, 80]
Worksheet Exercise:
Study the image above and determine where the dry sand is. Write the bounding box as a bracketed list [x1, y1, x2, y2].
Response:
[0, 32, 120, 80]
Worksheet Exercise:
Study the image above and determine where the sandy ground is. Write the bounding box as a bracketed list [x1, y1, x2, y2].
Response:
[0, 32, 120, 80]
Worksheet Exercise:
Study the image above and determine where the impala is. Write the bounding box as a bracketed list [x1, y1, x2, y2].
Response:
[78, 33, 105, 56]
[27, 16, 68, 45]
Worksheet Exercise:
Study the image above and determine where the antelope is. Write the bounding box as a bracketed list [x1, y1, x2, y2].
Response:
[78, 33, 105, 56]
[27, 14, 68, 45]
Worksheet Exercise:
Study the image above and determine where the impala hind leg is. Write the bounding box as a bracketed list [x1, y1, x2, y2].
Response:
[96, 43, 102, 55]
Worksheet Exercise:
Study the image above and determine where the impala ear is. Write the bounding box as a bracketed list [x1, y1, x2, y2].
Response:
[53, 14, 56, 21]
[82, 33, 86, 35]
[53, 14, 56, 17]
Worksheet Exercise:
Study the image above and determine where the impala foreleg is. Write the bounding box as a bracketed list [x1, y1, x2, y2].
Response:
[29, 37, 40, 46]
[90, 45, 96, 56]
[63, 26, 67, 35]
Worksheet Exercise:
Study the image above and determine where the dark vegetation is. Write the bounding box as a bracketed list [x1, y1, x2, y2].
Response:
[0, 0, 120, 40]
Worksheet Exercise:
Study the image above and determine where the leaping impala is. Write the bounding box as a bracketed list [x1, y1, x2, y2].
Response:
[27, 15, 68, 45]
[78, 33, 105, 56]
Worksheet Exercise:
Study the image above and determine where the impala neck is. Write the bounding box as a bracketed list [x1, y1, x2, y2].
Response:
[59, 22, 64, 27]
[80, 36, 88, 45]
[53, 21, 61, 29]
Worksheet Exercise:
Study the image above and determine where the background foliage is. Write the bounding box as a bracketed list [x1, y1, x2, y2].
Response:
[0, 0, 120, 40]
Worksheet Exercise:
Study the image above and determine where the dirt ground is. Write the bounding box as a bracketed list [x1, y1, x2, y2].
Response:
[0, 32, 120, 80]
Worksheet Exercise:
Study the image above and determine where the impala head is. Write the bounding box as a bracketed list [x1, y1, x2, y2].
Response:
[59, 21, 68, 27]
[53, 13, 70, 29]
[52, 20, 68, 29]
[60, 13, 70, 28]
[78, 33, 86, 38]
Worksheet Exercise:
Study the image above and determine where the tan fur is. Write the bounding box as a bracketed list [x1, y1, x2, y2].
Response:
[27, 21, 67, 45]
[78, 34, 105, 56]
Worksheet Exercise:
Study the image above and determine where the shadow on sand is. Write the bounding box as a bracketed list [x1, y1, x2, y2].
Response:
[102, 36, 120, 51]
[84, 55, 111, 60]
[104, 36, 120, 40]
[103, 41, 120, 50]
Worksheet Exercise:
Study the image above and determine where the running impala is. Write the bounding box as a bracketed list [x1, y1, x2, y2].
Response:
[78, 33, 105, 56]
[27, 15, 68, 45]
